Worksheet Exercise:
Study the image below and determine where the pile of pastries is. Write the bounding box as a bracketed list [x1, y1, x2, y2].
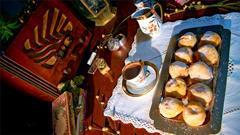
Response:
[159, 31, 222, 127]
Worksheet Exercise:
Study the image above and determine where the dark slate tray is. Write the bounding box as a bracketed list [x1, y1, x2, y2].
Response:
[150, 25, 231, 135]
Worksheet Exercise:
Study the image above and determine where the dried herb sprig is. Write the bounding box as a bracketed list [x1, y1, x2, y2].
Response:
[165, 0, 240, 17]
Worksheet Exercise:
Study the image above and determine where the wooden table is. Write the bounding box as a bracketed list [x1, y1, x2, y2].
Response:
[78, 1, 233, 134]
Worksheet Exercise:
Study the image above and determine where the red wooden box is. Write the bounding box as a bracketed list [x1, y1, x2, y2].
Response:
[0, 0, 92, 101]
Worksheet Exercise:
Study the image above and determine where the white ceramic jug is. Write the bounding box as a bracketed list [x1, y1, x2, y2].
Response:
[131, 3, 163, 37]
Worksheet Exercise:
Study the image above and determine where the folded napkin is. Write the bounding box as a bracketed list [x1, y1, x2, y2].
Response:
[104, 12, 240, 134]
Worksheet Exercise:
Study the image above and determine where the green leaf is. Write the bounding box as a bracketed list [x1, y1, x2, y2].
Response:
[7, 21, 20, 29]
[1, 29, 11, 41]
[4, 29, 13, 36]
[0, 18, 20, 42]
[73, 75, 85, 87]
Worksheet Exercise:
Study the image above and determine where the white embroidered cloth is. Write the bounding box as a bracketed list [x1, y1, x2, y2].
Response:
[104, 12, 240, 134]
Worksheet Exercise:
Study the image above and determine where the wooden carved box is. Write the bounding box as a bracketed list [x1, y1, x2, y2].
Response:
[0, 0, 92, 101]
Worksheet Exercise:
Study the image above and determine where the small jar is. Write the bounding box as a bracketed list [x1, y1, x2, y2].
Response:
[107, 34, 126, 51]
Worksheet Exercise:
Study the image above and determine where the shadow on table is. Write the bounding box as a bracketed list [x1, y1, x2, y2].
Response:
[125, 29, 163, 70]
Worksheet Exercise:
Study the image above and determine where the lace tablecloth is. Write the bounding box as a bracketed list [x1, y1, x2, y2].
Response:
[104, 12, 240, 134]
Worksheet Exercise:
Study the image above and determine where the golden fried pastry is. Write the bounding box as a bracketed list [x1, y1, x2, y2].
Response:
[169, 61, 189, 78]
[199, 31, 221, 47]
[165, 78, 187, 98]
[183, 101, 206, 126]
[189, 83, 213, 107]
[159, 97, 184, 118]
[178, 32, 197, 48]
[198, 44, 219, 66]
[175, 47, 193, 64]
[188, 61, 213, 81]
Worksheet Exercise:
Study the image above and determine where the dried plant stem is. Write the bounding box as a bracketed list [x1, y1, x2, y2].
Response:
[165, 1, 240, 16]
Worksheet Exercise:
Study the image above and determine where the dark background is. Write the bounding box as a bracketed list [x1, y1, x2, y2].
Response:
[0, 81, 52, 135]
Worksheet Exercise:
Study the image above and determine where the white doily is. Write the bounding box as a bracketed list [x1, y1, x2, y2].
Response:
[104, 12, 240, 134]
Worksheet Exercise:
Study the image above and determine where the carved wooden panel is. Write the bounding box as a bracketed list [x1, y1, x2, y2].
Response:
[23, 7, 74, 68]
[4, 0, 92, 89]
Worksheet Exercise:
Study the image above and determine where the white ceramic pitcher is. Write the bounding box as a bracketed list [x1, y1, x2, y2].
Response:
[131, 3, 163, 37]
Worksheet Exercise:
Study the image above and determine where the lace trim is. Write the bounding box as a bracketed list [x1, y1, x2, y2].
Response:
[104, 107, 160, 133]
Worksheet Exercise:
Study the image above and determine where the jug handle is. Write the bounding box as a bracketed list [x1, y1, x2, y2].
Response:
[151, 3, 163, 22]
